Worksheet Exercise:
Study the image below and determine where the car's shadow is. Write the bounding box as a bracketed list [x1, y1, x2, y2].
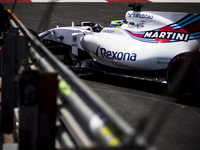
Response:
[76, 70, 169, 96]
[75, 70, 200, 108]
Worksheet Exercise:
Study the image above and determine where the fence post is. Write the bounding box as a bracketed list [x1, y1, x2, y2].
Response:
[18, 71, 57, 150]
[37, 72, 57, 150]
[19, 70, 39, 150]
[1, 27, 18, 133]
[1, 27, 28, 133]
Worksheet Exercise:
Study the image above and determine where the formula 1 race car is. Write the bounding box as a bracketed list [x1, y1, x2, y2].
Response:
[39, 3, 200, 99]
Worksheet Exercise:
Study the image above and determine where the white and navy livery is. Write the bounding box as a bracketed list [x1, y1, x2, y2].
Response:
[39, 4, 200, 99]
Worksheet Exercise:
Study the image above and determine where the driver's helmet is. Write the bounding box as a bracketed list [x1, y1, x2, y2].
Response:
[108, 20, 125, 28]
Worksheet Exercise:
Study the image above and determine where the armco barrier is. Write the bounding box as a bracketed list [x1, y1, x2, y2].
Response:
[0, 9, 151, 150]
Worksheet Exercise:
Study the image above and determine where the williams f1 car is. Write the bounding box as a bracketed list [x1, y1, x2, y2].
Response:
[39, 3, 200, 99]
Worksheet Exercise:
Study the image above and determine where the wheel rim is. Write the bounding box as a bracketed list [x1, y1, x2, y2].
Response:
[167, 55, 200, 98]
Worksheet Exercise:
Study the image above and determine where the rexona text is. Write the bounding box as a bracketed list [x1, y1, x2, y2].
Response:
[95, 46, 137, 61]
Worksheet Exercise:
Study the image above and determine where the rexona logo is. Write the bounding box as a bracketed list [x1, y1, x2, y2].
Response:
[95, 45, 137, 61]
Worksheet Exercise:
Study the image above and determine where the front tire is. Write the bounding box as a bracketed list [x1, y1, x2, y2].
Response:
[166, 52, 200, 99]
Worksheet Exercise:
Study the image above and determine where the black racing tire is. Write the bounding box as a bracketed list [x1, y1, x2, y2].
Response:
[166, 52, 200, 99]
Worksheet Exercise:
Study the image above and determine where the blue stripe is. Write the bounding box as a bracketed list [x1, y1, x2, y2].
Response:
[125, 30, 145, 35]
[126, 32, 157, 43]
[190, 32, 200, 36]
[171, 14, 198, 29]
[172, 25, 182, 30]
[175, 15, 200, 29]
[189, 35, 200, 39]
[170, 24, 180, 28]
[176, 14, 197, 26]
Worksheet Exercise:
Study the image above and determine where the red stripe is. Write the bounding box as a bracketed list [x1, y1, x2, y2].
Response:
[106, 0, 151, 2]
[0, 0, 31, 2]
[126, 30, 144, 38]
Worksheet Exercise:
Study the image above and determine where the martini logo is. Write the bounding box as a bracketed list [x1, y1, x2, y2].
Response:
[125, 25, 193, 43]
[143, 31, 189, 42]
[143, 26, 189, 43]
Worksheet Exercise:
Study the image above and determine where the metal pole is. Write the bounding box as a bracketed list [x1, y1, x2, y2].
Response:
[37, 72, 57, 150]
[19, 70, 39, 150]
[1, 27, 18, 133]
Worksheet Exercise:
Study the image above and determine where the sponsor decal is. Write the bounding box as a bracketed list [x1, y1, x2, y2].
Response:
[127, 12, 154, 20]
[73, 36, 77, 42]
[102, 29, 115, 34]
[125, 14, 200, 43]
[143, 31, 189, 42]
[72, 44, 78, 47]
[157, 57, 171, 65]
[139, 20, 146, 27]
[95, 45, 137, 61]
[135, 20, 146, 28]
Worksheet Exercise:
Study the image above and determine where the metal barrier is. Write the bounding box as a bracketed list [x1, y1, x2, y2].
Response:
[1, 10, 149, 150]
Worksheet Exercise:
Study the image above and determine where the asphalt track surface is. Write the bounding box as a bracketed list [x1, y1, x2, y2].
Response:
[2, 2, 200, 150]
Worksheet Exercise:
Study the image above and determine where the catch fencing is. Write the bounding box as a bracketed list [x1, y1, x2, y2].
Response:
[1, 10, 149, 150]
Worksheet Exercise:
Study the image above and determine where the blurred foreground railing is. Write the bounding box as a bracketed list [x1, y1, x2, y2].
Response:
[1, 11, 149, 150]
